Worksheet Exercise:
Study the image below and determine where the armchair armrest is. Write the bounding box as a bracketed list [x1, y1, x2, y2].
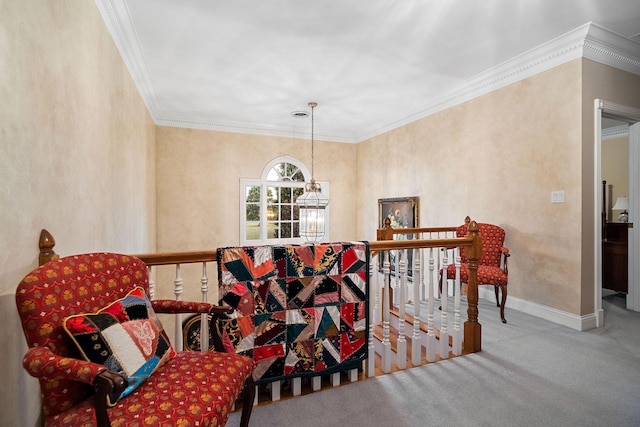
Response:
[94, 371, 128, 427]
[208, 305, 236, 352]
[23, 345, 108, 384]
[24, 346, 128, 427]
[152, 299, 215, 314]
[154, 300, 234, 352]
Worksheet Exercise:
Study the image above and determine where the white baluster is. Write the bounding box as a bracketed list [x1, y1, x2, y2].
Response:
[174, 264, 184, 351]
[292, 378, 302, 396]
[435, 246, 442, 299]
[382, 250, 392, 374]
[426, 248, 437, 363]
[394, 245, 400, 309]
[312, 376, 322, 391]
[439, 250, 449, 359]
[349, 368, 358, 382]
[147, 265, 155, 300]
[367, 255, 376, 377]
[270, 380, 281, 401]
[331, 372, 341, 386]
[452, 249, 463, 355]
[373, 254, 381, 325]
[200, 262, 209, 352]
[397, 250, 407, 370]
[412, 248, 422, 366]
[419, 246, 427, 303]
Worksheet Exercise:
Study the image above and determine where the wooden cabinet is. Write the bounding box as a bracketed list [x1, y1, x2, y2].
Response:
[602, 222, 628, 293]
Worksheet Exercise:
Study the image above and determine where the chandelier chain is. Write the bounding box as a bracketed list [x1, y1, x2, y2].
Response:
[310, 102, 315, 179]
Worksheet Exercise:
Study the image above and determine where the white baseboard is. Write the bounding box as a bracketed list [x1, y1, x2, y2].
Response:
[478, 287, 598, 331]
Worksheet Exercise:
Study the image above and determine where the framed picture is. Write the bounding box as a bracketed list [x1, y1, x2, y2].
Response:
[378, 196, 419, 229]
[377, 197, 419, 278]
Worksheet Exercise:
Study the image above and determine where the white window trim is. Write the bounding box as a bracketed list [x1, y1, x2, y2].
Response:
[240, 156, 330, 246]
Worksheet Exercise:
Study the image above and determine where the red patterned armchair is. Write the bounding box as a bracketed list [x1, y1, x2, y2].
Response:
[444, 217, 510, 323]
[15, 252, 255, 427]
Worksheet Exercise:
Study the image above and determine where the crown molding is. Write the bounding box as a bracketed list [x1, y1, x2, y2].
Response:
[95, 0, 162, 118]
[602, 124, 629, 141]
[357, 23, 640, 142]
[94, 1, 640, 144]
[583, 23, 640, 75]
[154, 116, 357, 144]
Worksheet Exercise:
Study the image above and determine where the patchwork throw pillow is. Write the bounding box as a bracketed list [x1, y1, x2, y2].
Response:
[63, 287, 176, 405]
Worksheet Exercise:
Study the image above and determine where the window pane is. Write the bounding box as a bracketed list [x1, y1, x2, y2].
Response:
[246, 186, 260, 203]
[285, 163, 296, 177]
[281, 222, 292, 238]
[281, 205, 291, 220]
[281, 187, 292, 203]
[268, 222, 279, 239]
[267, 167, 280, 181]
[267, 186, 278, 202]
[292, 170, 304, 182]
[266, 187, 277, 203]
[267, 205, 278, 221]
[245, 222, 259, 240]
[246, 203, 260, 222]
[293, 204, 300, 220]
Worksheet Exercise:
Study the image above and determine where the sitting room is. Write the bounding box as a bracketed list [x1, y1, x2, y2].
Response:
[2, 1, 640, 426]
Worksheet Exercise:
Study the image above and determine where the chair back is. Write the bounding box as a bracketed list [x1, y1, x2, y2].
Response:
[15, 253, 149, 417]
[456, 222, 505, 267]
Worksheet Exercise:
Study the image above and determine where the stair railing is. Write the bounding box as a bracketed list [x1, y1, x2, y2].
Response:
[368, 218, 482, 374]
[38, 223, 482, 397]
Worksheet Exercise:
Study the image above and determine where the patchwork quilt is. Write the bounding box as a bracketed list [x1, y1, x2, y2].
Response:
[217, 242, 369, 384]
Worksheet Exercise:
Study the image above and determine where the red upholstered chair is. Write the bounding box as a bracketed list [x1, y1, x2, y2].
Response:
[444, 218, 510, 323]
[15, 252, 255, 427]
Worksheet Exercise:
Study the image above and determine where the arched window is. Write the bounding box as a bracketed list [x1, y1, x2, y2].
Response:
[240, 156, 330, 244]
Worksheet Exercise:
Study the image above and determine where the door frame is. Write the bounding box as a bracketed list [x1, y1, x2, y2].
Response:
[594, 99, 640, 326]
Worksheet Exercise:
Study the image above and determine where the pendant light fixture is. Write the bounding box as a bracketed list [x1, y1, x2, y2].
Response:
[296, 101, 329, 242]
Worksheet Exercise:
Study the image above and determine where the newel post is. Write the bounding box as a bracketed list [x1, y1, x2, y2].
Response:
[463, 220, 482, 353]
[376, 217, 394, 241]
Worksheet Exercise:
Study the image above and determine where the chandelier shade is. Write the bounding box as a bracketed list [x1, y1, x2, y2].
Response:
[296, 102, 329, 242]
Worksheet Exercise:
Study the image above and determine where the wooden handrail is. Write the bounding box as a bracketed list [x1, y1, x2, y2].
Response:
[377, 216, 461, 240]
[38, 224, 483, 354]
[134, 251, 217, 266]
[37, 231, 219, 267]
[369, 235, 474, 256]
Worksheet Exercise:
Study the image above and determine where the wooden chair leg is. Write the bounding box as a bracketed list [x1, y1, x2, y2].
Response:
[494, 285, 500, 307]
[499, 285, 507, 324]
[240, 376, 255, 427]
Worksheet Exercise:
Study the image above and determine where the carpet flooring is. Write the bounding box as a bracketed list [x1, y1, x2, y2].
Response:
[228, 295, 640, 426]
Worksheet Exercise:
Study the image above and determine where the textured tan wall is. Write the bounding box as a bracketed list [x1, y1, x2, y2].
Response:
[357, 61, 584, 314]
[602, 136, 629, 209]
[155, 126, 357, 302]
[0, 1, 156, 425]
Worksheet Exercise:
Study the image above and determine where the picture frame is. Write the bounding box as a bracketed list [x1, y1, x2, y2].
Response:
[377, 196, 419, 278]
[378, 196, 419, 229]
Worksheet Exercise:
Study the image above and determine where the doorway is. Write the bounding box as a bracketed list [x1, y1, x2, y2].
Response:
[594, 99, 640, 327]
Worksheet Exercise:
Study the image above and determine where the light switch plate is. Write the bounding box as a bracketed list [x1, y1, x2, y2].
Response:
[551, 191, 565, 203]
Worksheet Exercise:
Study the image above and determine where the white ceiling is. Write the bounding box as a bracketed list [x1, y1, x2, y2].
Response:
[96, 0, 640, 143]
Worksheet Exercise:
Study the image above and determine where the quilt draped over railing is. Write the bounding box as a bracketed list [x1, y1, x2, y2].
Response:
[217, 242, 369, 384]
